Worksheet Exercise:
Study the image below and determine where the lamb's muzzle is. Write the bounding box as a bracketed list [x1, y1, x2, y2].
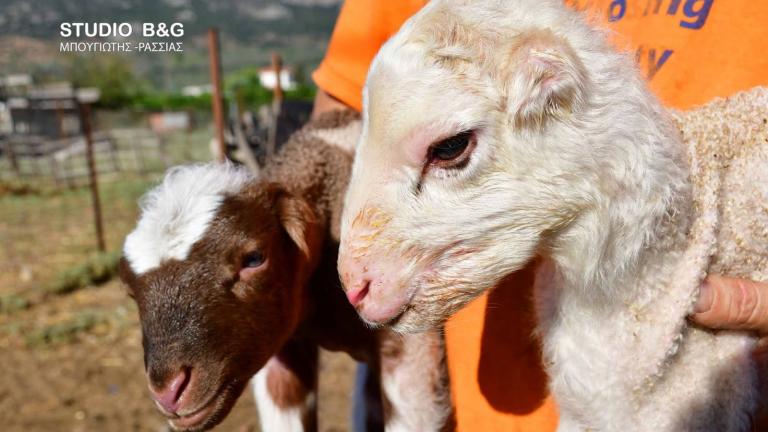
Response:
[338, 204, 422, 326]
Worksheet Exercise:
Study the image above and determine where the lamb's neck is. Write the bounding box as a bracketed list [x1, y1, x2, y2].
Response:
[263, 138, 353, 240]
[542, 143, 711, 386]
[549, 143, 694, 311]
[267, 158, 322, 221]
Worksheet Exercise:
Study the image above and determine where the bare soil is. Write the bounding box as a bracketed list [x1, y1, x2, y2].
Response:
[0, 279, 356, 432]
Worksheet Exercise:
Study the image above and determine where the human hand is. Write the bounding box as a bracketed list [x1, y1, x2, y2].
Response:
[692, 274, 768, 335]
[311, 89, 353, 119]
[692, 275, 768, 429]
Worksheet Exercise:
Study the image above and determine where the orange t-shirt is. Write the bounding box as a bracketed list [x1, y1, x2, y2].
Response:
[314, 0, 768, 111]
[312, 0, 428, 112]
[313, 1, 768, 431]
[566, 0, 768, 109]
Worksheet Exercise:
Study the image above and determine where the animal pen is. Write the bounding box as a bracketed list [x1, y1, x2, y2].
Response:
[0, 41, 305, 253]
[1, 88, 172, 186]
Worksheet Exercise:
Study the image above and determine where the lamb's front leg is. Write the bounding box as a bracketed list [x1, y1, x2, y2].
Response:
[378, 329, 454, 432]
[252, 340, 319, 432]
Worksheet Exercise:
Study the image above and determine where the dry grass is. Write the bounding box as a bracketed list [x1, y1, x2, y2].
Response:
[0, 176, 154, 301]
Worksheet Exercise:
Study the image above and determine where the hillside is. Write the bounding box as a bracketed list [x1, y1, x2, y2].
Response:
[0, 0, 342, 40]
[0, 0, 342, 90]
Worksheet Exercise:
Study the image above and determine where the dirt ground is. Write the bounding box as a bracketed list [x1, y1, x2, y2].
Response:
[0, 175, 356, 432]
[0, 280, 356, 432]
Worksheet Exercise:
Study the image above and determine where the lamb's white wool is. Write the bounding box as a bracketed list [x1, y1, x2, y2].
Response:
[252, 364, 310, 432]
[380, 332, 452, 432]
[381, 374, 422, 432]
[537, 89, 767, 432]
[337, 0, 767, 430]
[123, 162, 253, 274]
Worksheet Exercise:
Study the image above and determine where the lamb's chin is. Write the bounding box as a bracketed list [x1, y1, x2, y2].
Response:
[387, 302, 452, 334]
[168, 382, 245, 432]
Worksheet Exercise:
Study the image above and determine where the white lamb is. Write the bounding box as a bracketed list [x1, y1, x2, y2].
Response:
[335, 0, 768, 430]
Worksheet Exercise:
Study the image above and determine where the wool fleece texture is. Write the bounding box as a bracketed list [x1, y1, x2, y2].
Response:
[672, 87, 768, 281]
[584, 87, 768, 431]
[525, 87, 768, 432]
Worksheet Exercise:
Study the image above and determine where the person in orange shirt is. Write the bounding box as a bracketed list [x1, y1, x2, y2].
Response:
[310, 1, 768, 430]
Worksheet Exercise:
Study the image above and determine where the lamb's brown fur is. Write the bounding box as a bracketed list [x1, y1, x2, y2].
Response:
[263, 109, 360, 241]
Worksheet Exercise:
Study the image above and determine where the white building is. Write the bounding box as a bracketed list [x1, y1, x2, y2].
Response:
[2, 74, 32, 88]
[258, 67, 296, 91]
[181, 84, 213, 97]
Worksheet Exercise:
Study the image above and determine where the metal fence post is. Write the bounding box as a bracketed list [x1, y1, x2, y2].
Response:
[79, 102, 106, 252]
[207, 28, 227, 162]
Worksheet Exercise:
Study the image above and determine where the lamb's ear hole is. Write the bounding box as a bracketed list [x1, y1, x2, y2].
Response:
[272, 186, 317, 261]
[504, 30, 587, 129]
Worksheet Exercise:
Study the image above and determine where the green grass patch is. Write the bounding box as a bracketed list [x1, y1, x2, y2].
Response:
[0, 294, 30, 314]
[25, 310, 108, 347]
[42, 251, 122, 296]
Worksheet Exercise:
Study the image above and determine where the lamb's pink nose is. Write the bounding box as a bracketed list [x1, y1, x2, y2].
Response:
[346, 280, 370, 306]
[339, 249, 411, 324]
[149, 368, 190, 414]
[339, 252, 375, 307]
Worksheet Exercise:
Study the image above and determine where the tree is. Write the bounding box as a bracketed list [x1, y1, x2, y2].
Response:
[66, 54, 144, 109]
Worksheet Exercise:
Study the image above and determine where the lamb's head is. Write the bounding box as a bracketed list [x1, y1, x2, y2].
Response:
[120, 163, 318, 431]
[338, 0, 667, 332]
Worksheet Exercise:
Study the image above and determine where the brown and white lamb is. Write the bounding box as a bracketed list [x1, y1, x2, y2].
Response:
[120, 111, 453, 432]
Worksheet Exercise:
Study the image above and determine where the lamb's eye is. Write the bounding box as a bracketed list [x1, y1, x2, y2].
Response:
[428, 131, 475, 168]
[242, 251, 265, 268]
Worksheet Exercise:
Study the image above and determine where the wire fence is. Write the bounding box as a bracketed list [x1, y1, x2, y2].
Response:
[0, 111, 215, 300]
